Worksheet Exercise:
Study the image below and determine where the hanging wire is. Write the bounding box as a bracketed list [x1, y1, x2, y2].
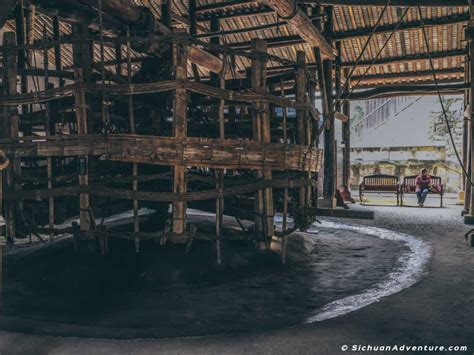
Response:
[417, 5, 472, 186]
[301, 0, 395, 160]
[318, 1, 410, 138]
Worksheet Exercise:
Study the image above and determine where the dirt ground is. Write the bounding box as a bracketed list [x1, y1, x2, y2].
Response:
[0, 196, 473, 354]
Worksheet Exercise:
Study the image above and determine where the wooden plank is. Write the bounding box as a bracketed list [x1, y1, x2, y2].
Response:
[1, 134, 323, 171]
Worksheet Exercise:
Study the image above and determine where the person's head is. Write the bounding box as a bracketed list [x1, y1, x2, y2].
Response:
[420, 168, 428, 177]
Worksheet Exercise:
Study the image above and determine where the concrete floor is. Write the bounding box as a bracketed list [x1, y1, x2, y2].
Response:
[0, 200, 473, 354]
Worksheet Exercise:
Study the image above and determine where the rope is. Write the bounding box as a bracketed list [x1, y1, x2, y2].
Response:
[318, 0, 396, 137]
[417, 5, 472, 186]
[301, 0, 395, 160]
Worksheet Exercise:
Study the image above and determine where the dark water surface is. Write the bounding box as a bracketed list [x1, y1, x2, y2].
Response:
[2, 214, 407, 338]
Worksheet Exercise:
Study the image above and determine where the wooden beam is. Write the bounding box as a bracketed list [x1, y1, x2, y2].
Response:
[345, 82, 469, 100]
[334, 13, 469, 40]
[1, 135, 323, 172]
[318, 0, 468, 5]
[196, 0, 253, 12]
[261, 0, 334, 59]
[197, 4, 273, 21]
[265, 49, 468, 73]
[343, 49, 468, 68]
[351, 68, 465, 83]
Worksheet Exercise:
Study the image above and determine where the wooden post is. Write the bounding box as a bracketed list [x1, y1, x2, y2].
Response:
[470, 35, 474, 216]
[308, 69, 318, 206]
[338, 57, 351, 188]
[281, 80, 289, 230]
[161, 0, 172, 28]
[15, 1, 28, 104]
[44, 28, 55, 242]
[126, 27, 140, 238]
[172, 31, 188, 236]
[26, 4, 36, 61]
[342, 96, 351, 188]
[2, 32, 19, 245]
[322, 6, 335, 206]
[464, 45, 471, 213]
[52, 16, 65, 88]
[74, 69, 91, 232]
[251, 39, 274, 241]
[469, 5, 474, 219]
[72, 23, 92, 234]
[209, 17, 225, 263]
[188, 0, 200, 81]
[296, 51, 310, 206]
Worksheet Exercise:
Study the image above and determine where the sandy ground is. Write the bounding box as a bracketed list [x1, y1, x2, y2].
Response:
[0, 195, 473, 354]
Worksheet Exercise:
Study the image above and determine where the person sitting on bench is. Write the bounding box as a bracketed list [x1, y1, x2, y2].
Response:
[416, 168, 432, 207]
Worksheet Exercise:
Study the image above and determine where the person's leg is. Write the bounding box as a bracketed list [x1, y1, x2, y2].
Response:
[420, 188, 429, 205]
[416, 190, 422, 204]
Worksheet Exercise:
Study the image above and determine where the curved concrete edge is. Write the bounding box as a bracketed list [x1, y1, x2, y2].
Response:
[306, 220, 432, 322]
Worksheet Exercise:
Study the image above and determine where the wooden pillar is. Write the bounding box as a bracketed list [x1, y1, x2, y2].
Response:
[72, 23, 92, 233]
[296, 51, 310, 207]
[464, 46, 471, 213]
[2, 32, 19, 244]
[209, 16, 224, 262]
[172, 31, 188, 236]
[189, 0, 200, 81]
[161, 0, 172, 28]
[26, 4, 36, 61]
[74, 69, 91, 232]
[342, 96, 351, 188]
[468, 35, 474, 216]
[341, 66, 351, 189]
[252, 38, 274, 240]
[72, 23, 92, 82]
[322, 6, 335, 205]
[15, 1, 27, 102]
[52, 16, 64, 87]
[43, 28, 55, 242]
[126, 27, 139, 237]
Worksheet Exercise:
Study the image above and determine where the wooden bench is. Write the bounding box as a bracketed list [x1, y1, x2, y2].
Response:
[400, 175, 444, 207]
[359, 174, 400, 206]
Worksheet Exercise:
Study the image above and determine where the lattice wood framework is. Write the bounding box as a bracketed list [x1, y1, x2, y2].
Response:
[0, 0, 472, 254]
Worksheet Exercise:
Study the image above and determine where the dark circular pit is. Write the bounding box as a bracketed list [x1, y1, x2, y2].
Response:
[0, 216, 410, 339]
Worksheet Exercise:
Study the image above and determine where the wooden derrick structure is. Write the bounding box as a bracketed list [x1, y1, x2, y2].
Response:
[0, 0, 473, 255]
